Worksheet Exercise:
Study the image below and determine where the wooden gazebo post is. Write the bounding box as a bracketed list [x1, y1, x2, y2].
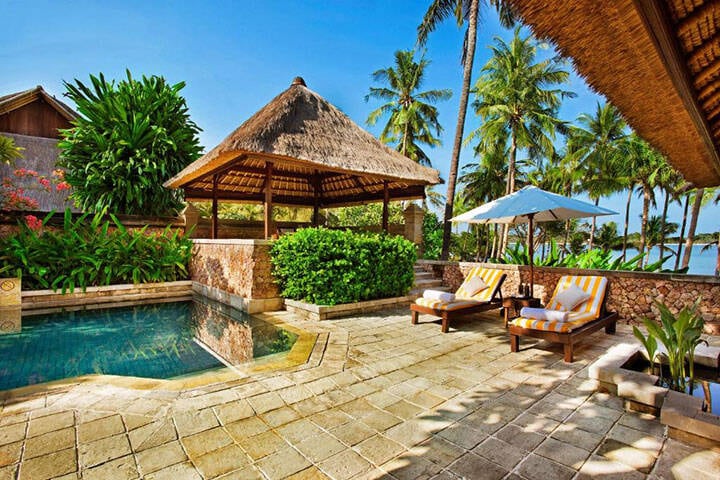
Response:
[264, 162, 274, 239]
[312, 171, 322, 227]
[211, 174, 219, 239]
[382, 180, 389, 233]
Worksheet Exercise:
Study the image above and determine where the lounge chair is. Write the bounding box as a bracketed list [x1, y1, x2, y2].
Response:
[508, 275, 617, 362]
[411, 267, 507, 333]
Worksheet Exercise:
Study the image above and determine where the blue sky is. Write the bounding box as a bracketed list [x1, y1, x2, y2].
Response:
[3, 0, 717, 233]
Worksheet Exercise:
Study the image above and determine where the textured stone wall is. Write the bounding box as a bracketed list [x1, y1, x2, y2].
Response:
[190, 240, 279, 300]
[417, 260, 720, 327]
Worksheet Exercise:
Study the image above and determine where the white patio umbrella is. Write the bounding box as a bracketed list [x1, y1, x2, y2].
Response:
[450, 186, 617, 296]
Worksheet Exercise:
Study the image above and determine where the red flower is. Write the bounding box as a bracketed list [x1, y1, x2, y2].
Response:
[24, 215, 42, 231]
[56, 181, 71, 191]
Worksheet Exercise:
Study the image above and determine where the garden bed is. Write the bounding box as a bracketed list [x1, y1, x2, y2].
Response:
[589, 344, 720, 447]
[284, 295, 417, 321]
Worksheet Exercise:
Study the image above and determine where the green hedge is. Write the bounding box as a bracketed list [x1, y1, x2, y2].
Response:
[270, 228, 417, 305]
[0, 210, 192, 292]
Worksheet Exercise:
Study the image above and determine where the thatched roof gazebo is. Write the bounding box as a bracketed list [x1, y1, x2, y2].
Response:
[165, 77, 440, 238]
[508, 0, 720, 187]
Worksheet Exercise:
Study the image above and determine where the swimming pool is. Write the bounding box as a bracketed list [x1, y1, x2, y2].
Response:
[0, 297, 298, 391]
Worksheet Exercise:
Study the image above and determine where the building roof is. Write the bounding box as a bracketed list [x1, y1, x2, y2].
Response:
[509, 0, 720, 187]
[165, 77, 440, 207]
[0, 86, 78, 122]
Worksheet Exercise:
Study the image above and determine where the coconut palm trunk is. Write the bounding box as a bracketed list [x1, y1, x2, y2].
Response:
[639, 184, 651, 267]
[682, 188, 704, 269]
[500, 130, 518, 255]
[659, 189, 670, 264]
[440, 0, 479, 260]
[675, 193, 691, 271]
[588, 197, 600, 250]
[621, 186, 633, 261]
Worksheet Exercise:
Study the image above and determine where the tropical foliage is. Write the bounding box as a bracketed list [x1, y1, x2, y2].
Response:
[366, 50, 451, 166]
[271, 228, 416, 305]
[633, 299, 707, 392]
[58, 71, 203, 216]
[0, 210, 192, 292]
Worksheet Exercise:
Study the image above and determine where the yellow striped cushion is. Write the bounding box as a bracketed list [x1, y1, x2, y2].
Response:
[510, 275, 608, 333]
[455, 267, 504, 302]
[414, 298, 484, 311]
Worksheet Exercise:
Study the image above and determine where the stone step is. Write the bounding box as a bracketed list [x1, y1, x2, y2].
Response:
[414, 278, 443, 289]
[414, 272, 434, 280]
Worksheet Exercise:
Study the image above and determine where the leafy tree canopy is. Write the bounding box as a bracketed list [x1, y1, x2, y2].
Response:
[59, 71, 203, 216]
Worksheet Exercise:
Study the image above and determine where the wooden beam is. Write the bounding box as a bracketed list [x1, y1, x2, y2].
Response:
[633, 0, 720, 180]
[312, 170, 322, 226]
[211, 174, 219, 239]
[382, 180, 389, 232]
[264, 162, 274, 239]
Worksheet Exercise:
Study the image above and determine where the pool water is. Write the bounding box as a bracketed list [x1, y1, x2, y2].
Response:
[0, 297, 297, 391]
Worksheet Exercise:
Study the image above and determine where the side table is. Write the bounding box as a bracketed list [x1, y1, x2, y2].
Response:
[502, 296, 542, 327]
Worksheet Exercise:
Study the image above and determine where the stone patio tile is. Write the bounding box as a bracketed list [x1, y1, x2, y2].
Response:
[79, 433, 132, 469]
[27, 411, 74, 438]
[447, 452, 507, 480]
[649, 438, 720, 480]
[285, 466, 331, 480]
[365, 391, 401, 409]
[255, 446, 310, 479]
[78, 414, 124, 443]
[381, 454, 442, 480]
[261, 406, 301, 428]
[24, 427, 75, 459]
[345, 381, 378, 398]
[0, 412, 28, 428]
[224, 416, 269, 441]
[238, 431, 287, 460]
[415, 436, 465, 467]
[146, 461, 202, 480]
[339, 398, 378, 419]
[383, 400, 424, 420]
[516, 453, 576, 480]
[405, 391, 445, 410]
[318, 448, 372, 480]
[355, 435, 406, 466]
[214, 399, 255, 425]
[305, 378, 337, 395]
[511, 412, 560, 435]
[330, 420, 376, 446]
[535, 437, 591, 469]
[18, 448, 76, 480]
[437, 423, 488, 450]
[608, 424, 664, 457]
[576, 454, 645, 480]
[277, 386, 314, 405]
[384, 420, 433, 448]
[0, 422, 25, 447]
[296, 432, 346, 463]
[361, 410, 402, 432]
[277, 419, 324, 445]
[246, 392, 286, 415]
[564, 410, 616, 435]
[173, 408, 219, 437]
[181, 427, 233, 458]
[260, 375, 295, 391]
[494, 423, 545, 452]
[293, 397, 332, 417]
[472, 436, 526, 470]
[82, 454, 138, 480]
[193, 444, 249, 479]
[617, 412, 666, 437]
[0, 465, 17, 480]
[597, 438, 657, 473]
[311, 409, 353, 430]
[128, 419, 177, 452]
[0, 441, 22, 468]
[550, 424, 604, 452]
[216, 465, 264, 479]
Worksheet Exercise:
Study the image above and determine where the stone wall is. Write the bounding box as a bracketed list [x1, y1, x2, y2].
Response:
[417, 260, 720, 327]
[190, 239, 281, 313]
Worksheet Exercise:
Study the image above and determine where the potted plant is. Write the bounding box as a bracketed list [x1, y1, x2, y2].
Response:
[633, 299, 707, 393]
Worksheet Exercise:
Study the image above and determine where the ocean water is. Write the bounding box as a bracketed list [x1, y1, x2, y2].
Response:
[617, 244, 717, 276]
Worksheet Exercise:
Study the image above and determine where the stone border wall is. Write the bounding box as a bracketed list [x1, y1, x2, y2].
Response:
[190, 239, 282, 313]
[417, 260, 720, 326]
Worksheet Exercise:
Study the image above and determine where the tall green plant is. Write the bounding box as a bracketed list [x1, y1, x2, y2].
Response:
[59, 71, 202, 215]
[633, 299, 707, 392]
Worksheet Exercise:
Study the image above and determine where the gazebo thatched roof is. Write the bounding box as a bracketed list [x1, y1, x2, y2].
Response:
[165, 77, 440, 207]
[509, 0, 720, 187]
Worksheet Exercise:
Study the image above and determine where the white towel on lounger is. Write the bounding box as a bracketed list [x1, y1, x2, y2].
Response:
[520, 307, 570, 323]
[423, 290, 455, 303]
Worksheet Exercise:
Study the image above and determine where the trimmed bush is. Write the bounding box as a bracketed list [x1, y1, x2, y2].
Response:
[270, 228, 416, 305]
[0, 210, 192, 292]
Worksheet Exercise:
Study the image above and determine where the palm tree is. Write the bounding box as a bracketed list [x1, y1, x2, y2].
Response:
[568, 103, 627, 249]
[681, 187, 708, 269]
[655, 163, 684, 264]
[645, 214, 678, 256]
[0, 135, 22, 165]
[417, 0, 515, 260]
[674, 192, 691, 271]
[469, 29, 573, 254]
[366, 50, 452, 167]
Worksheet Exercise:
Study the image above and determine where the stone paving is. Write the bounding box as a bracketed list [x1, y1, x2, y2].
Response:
[1, 307, 719, 479]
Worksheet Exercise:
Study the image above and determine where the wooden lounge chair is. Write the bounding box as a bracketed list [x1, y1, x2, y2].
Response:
[411, 267, 507, 333]
[509, 275, 617, 362]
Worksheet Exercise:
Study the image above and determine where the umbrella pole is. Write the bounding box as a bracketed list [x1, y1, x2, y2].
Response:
[528, 213, 535, 297]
